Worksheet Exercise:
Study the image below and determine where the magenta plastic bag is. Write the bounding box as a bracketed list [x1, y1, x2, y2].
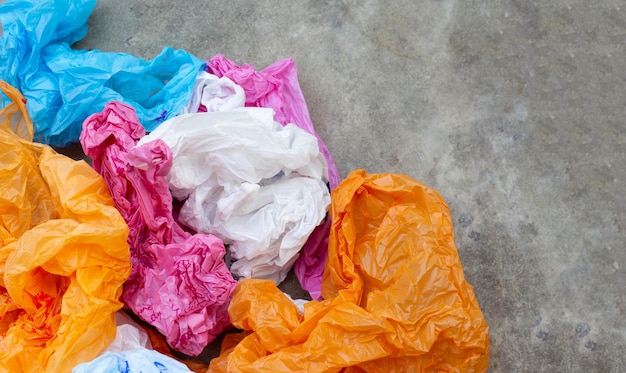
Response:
[80, 101, 237, 356]
[290, 218, 330, 299]
[208, 55, 338, 299]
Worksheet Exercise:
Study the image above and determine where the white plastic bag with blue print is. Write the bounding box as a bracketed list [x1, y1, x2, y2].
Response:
[72, 349, 192, 373]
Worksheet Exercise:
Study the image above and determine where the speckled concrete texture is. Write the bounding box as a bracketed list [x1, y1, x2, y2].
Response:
[72, 1, 626, 371]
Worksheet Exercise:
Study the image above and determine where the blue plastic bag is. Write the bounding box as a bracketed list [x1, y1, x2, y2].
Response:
[42, 44, 203, 146]
[0, 0, 203, 146]
[0, 0, 95, 143]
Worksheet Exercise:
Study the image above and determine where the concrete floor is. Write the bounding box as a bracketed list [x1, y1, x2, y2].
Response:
[70, 1, 626, 371]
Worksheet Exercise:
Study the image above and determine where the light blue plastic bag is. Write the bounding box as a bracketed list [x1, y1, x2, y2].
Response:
[0, 0, 95, 143]
[0, 0, 203, 146]
[72, 349, 192, 373]
[42, 44, 203, 146]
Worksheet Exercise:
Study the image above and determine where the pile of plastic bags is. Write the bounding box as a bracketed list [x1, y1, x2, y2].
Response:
[0, 0, 490, 372]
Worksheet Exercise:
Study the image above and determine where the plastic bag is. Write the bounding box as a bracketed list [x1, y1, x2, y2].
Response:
[0, 0, 203, 147]
[208, 55, 339, 298]
[0, 0, 95, 91]
[104, 312, 153, 353]
[43, 44, 203, 146]
[138, 108, 330, 284]
[81, 101, 237, 356]
[72, 349, 193, 373]
[208, 170, 490, 372]
[181, 71, 245, 114]
[72, 312, 196, 373]
[0, 81, 34, 140]
[0, 82, 131, 372]
[144, 322, 211, 373]
[292, 218, 330, 300]
[207, 55, 339, 190]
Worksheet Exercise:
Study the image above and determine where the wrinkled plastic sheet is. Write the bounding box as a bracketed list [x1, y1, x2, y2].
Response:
[208, 170, 490, 372]
[138, 108, 330, 285]
[81, 101, 237, 356]
[0, 81, 131, 372]
[208, 55, 338, 299]
[0, 0, 203, 147]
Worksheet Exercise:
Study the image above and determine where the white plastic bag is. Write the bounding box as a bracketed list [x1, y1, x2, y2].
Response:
[104, 312, 152, 353]
[138, 108, 330, 283]
[181, 71, 245, 114]
[72, 349, 192, 373]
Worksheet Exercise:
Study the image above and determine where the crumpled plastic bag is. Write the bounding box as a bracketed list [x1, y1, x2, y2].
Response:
[138, 108, 330, 284]
[81, 101, 237, 356]
[208, 55, 338, 298]
[43, 44, 203, 146]
[181, 71, 245, 114]
[0, 81, 131, 372]
[72, 349, 193, 373]
[0, 0, 95, 91]
[207, 55, 339, 191]
[0, 0, 203, 147]
[208, 170, 490, 372]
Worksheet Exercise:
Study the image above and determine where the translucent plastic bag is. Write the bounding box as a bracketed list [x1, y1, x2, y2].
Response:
[209, 170, 490, 372]
[81, 101, 237, 356]
[138, 108, 330, 284]
[208, 55, 339, 298]
[0, 0, 203, 147]
[0, 82, 131, 372]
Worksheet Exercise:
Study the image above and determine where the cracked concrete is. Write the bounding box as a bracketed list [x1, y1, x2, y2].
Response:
[69, 1, 626, 371]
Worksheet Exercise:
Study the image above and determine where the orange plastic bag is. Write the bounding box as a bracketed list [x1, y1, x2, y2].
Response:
[209, 170, 490, 372]
[0, 81, 131, 372]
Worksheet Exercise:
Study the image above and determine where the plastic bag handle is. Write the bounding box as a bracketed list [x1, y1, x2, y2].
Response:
[0, 80, 34, 141]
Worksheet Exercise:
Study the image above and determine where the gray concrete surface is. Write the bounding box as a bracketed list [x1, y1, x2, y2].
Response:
[72, 1, 626, 371]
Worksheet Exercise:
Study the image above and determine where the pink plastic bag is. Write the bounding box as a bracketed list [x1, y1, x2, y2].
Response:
[80, 101, 237, 356]
[208, 55, 338, 299]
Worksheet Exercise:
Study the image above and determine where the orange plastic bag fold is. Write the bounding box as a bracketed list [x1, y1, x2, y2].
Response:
[0, 81, 131, 373]
[209, 170, 489, 372]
